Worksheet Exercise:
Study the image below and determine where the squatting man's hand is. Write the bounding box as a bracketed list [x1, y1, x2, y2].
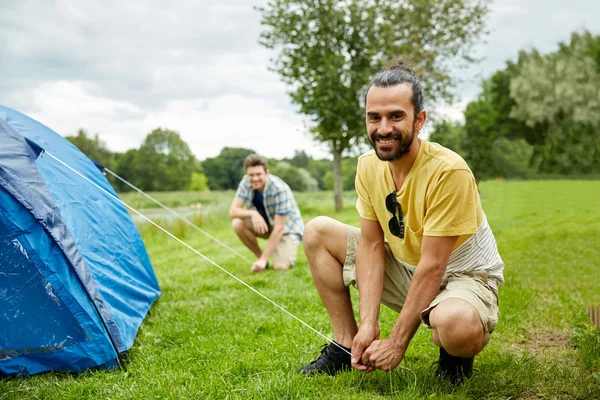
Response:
[251, 211, 269, 235]
[352, 323, 406, 372]
[251, 259, 268, 273]
[358, 338, 406, 372]
[351, 323, 380, 373]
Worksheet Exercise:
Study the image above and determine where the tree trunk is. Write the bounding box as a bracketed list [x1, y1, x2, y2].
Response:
[332, 147, 343, 212]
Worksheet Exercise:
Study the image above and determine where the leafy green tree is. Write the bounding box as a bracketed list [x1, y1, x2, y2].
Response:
[490, 138, 534, 179]
[341, 157, 357, 191]
[65, 129, 118, 169]
[323, 170, 334, 191]
[203, 147, 255, 190]
[583, 31, 600, 73]
[116, 128, 196, 191]
[533, 120, 600, 175]
[202, 157, 229, 190]
[298, 168, 319, 191]
[323, 157, 357, 191]
[428, 120, 467, 157]
[270, 161, 307, 191]
[289, 150, 310, 168]
[274, 155, 320, 191]
[113, 148, 142, 192]
[188, 172, 210, 191]
[510, 37, 600, 129]
[461, 60, 535, 179]
[258, 0, 490, 211]
[305, 158, 331, 190]
[434, 30, 600, 179]
[509, 32, 600, 174]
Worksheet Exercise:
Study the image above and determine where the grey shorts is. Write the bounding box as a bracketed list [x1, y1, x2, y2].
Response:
[342, 225, 499, 334]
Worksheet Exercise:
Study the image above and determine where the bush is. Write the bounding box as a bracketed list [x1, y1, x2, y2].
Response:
[491, 137, 534, 178]
[188, 172, 209, 191]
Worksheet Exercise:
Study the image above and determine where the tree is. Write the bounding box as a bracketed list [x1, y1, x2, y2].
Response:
[288, 150, 310, 168]
[429, 30, 600, 179]
[65, 129, 123, 187]
[270, 161, 307, 191]
[490, 138, 534, 179]
[461, 59, 535, 179]
[298, 168, 320, 191]
[323, 157, 357, 191]
[65, 129, 117, 169]
[305, 158, 331, 190]
[258, 0, 490, 211]
[341, 157, 358, 191]
[584, 31, 600, 73]
[428, 120, 466, 157]
[118, 128, 196, 191]
[113, 148, 141, 192]
[203, 147, 255, 190]
[510, 39, 600, 129]
[188, 172, 210, 191]
[509, 32, 600, 174]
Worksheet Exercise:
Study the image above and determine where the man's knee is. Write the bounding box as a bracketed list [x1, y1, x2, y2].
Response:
[430, 299, 488, 357]
[232, 218, 247, 234]
[303, 216, 336, 248]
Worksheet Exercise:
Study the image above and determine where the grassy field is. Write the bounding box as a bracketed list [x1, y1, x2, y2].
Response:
[1, 181, 600, 399]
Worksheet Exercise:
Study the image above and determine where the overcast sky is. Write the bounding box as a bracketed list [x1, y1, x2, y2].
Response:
[1, 0, 598, 160]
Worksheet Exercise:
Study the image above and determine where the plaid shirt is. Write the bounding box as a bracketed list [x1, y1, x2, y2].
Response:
[235, 174, 304, 242]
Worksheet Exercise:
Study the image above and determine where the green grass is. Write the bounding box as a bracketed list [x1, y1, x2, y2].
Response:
[2, 181, 600, 399]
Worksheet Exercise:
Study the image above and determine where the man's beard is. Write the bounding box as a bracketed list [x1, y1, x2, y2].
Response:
[369, 126, 415, 162]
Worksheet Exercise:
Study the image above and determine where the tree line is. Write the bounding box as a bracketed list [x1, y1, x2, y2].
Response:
[429, 31, 600, 180]
[67, 27, 600, 195]
[69, 0, 493, 209]
[66, 129, 358, 193]
[257, 0, 489, 210]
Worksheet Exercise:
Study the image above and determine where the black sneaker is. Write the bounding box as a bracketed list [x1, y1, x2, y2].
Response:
[297, 342, 352, 375]
[435, 347, 473, 384]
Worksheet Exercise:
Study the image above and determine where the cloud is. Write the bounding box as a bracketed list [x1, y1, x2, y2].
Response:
[0, 0, 280, 109]
[20, 80, 330, 160]
[1, 0, 599, 161]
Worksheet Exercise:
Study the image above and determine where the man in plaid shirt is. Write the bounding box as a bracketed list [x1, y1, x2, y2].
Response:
[230, 154, 304, 272]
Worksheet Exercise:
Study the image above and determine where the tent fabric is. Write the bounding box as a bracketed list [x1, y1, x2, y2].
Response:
[0, 106, 161, 376]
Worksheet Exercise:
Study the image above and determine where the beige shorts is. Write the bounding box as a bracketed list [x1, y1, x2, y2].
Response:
[271, 233, 300, 267]
[247, 219, 300, 267]
[342, 225, 499, 334]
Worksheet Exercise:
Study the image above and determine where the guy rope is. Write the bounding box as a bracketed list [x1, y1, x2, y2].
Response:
[45, 150, 417, 386]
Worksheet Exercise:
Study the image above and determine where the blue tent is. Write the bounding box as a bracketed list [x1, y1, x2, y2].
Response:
[0, 106, 161, 376]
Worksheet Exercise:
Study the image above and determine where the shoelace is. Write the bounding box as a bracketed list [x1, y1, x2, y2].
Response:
[310, 344, 332, 365]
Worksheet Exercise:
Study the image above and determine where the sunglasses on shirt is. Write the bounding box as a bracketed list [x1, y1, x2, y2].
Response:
[385, 191, 405, 239]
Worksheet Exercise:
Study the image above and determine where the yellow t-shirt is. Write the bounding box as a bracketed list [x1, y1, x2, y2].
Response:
[355, 140, 483, 267]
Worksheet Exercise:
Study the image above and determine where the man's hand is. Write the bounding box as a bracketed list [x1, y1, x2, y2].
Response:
[251, 211, 269, 235]
[360, 338, 405, 372]
[351, 323, 380, 372]
[250, 259, 268, 272]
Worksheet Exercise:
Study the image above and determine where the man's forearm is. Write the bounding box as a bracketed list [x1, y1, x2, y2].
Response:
[258, 226, 284, 262]
[356, 239, 385, 326]
[388, 261, 445, 351]
[229, 207, 256, 219]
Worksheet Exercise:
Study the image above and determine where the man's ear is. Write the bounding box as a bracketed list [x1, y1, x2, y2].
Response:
[415, 110, 427, 133]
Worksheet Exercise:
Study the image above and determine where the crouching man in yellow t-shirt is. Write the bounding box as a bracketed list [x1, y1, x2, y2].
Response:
[297, 58, 504, 384]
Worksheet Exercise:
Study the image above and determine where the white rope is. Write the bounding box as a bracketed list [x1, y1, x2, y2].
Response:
[353, 365, 417, 389]
[44, 151, 417, 385]
[102, 167, 253, 264]
[44, 151, 340, 349]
